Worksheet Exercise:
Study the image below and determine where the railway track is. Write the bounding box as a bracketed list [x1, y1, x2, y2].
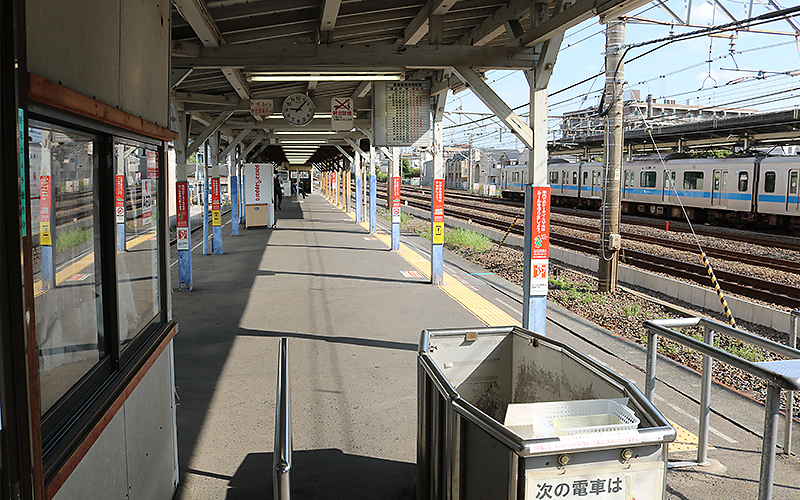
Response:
[374, 189, 800, 310]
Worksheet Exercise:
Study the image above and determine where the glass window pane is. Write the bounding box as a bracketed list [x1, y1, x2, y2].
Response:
[738, 172, 748, 192]
[764, 171, 776, 193]
[29, 123, 103, 415]
[116, 144, 161, 349]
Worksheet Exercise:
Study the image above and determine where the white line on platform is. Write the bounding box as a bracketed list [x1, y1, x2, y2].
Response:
[495, 298, 521, 316]
[654, 394, 738, 443]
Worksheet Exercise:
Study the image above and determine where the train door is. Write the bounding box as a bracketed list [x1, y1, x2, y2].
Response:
[623, 170, 634, 198]
[789, 170, 799, 212]
[663, 170, 676, 202]
[711, 169, 728, 207]
[592, 170, 601, 197]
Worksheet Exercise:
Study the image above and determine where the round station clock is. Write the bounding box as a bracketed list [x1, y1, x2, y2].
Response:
[281, 93, 316, 126]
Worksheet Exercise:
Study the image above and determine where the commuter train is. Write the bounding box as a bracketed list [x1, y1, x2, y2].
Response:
[499, 154, 800, 233]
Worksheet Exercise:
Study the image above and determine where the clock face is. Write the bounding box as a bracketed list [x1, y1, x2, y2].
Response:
[282, 93, 316, 126]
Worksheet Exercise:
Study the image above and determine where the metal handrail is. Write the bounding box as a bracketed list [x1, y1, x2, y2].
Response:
[643, 317, 800, 500]
[274, 338, 292, 500]
[787, 310, 799, 455]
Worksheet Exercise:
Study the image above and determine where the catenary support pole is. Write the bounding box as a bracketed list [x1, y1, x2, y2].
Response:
[598, 19, 625, 292]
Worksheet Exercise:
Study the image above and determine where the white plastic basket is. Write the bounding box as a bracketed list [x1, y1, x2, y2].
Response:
[504, 398, 639, 438]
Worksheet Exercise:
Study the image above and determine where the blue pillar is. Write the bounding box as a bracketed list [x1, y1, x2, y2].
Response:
[522, 184, 548, 335]
[231, 174, 239, 236]
[431, 179, 444, 285]
[355, 167, 362, 223]
[369, 173, 376, 234]
[177, 181, 193, 291]
[203, 171, 209, 256]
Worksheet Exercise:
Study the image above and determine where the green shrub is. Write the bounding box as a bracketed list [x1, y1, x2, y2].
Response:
[444, 228, 491, 253]
[622, 304, 642, 317]
[55, 227, 91, 253]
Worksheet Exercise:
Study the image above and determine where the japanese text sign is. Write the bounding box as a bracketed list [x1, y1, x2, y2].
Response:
[530, 186, 550, 296]
[331, 97, 354, 131]
[391, 176, 401, 223]
[211, 177, 221, 226]
[432, 179, 444, 244]
[176, 181, 189, 250]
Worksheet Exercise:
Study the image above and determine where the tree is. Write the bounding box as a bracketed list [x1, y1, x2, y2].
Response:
[401, 157, 420, 178]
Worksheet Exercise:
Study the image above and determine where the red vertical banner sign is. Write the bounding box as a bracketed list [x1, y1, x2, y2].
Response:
[176, 181, 189, 250]
[211, 177, 221, 226]
[142, 178, 153, 225]
[432, 179, 444, 244]
[391, 176, 401, 223]
[115, 174, 125, 223]
[147, 150, 158, 178]
[530, 186, 550, 296]
[40, 175, 52, 245]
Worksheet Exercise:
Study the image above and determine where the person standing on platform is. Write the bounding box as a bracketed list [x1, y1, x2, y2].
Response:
[274, 173, 283, 210]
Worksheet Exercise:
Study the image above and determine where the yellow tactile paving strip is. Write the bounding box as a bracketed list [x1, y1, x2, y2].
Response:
[350, 206, 701, 452]
[667, 418, 708, 453]
[34, 230, 156, 298]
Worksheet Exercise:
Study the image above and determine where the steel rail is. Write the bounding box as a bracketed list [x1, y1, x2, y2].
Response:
[385, 193, 800, 309]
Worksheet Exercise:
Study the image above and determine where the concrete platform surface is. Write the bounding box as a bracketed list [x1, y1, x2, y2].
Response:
[169, 192, 799, 499]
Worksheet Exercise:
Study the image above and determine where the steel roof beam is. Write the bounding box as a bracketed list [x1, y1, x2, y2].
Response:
[219, 128, 253, 159]
[186, 110, 234, 157]
[173, 0, 223, 47]
[178, 96, 371, 112]
[319, 0, 343, 43]
[457, 0, 530, 46]
[452, 66, 533, 149]
[172, 41, 538, 70]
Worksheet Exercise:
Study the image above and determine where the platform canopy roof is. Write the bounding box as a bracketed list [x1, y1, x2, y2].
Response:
[171, 0, 651, 167]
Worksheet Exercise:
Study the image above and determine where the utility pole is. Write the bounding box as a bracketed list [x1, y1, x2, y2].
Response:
[598, 19, 625, 293]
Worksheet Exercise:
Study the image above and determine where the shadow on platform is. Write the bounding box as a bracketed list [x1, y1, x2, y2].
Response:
[224, 449, 416, 499]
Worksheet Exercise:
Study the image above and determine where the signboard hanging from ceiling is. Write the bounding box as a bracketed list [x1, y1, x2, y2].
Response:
[331, 97, 354, 130]
[250, 99, 274, 118]
[373, 81, 431, 147]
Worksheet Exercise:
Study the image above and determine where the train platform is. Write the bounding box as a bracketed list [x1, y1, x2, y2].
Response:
[168, 192, 800, 499]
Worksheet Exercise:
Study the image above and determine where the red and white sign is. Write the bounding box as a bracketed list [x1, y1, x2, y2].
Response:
[244, 163, 274, 204]
[176, 181, 189, 250]
[116, 175, 125, 223]
[530, 186, 550, 296]
[250, 99, 274, 117]
[211, 177, 221, 227]
[142, 178, 153, 225]
[391, 176, 401, 223]
[331, 97, 354, 130]
[432, 179, 444, 244]
[40, 175, 52, 245]
[147, 150, 158, 178]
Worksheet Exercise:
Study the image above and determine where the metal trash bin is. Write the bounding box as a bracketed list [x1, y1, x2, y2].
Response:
[418, 326, 676, 500]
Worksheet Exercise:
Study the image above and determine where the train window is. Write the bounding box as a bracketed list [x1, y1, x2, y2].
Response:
[549, 171, 559, 184]
[583, 172, 588, 185]
[116, 142, 161, 351]
[764, 171, 776, 193]
[790, 171, 798, 194]
[28, 122, 104, 415]
[683, 171, 704, 190]
[512, 172, 520, 182]
[640, 171, 657, 188]
[572, 172, 578, 184]
[738, 172, 748, 191]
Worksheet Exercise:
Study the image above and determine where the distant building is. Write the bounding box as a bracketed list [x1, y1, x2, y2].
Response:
[557, 89, 757, 144]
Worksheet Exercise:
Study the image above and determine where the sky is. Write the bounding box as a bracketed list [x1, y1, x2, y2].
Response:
[443, 0, 800, 150]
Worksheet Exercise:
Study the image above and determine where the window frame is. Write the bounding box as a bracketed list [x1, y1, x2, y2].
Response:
[763, 171, 776, 193]
[26, 101, 171, 475]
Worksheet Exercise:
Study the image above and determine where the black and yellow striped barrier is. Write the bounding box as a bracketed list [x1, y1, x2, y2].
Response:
[498, 215, 519, 248]
[701, 251, 737, 329]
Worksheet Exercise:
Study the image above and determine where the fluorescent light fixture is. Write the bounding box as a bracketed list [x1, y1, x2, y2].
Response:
[267, 113, 332, 119]
[280, 140, 327, 145]
[249, 73, 404, 82]
[274, 131, 336, 135]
